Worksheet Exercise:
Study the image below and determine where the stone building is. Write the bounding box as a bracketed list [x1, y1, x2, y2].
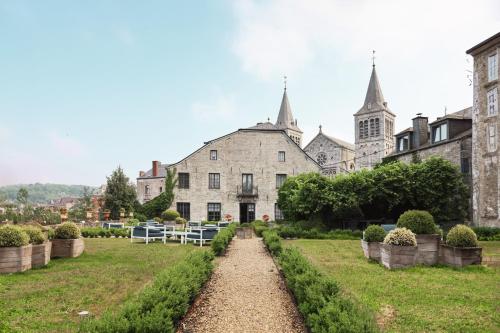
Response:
[467, 32, 500, 227]
[137, 89, 320, 222]
[387, 107, 473, 184]
[354, 65, 396, 170]
[304, 125, 355, 176]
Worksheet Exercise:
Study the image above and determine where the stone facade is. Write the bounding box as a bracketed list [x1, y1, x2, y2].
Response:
[354, 66, 396, 170]
[137, 161, 168, 204]
[165, 129, 320, 221]
[304, 126, 355, 176]
[467, 33, 500, 227]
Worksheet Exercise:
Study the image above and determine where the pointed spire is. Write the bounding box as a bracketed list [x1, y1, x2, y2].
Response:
[363, 65, 386, 109]
[275, 89, 294, 128]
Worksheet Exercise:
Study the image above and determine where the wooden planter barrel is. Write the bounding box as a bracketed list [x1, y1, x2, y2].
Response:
[415, 234, 440, 265]
[0, 244, 32, 273]
[380, 243, 417, 269]
[361, 240, 381, 261]
[440, 244, 482, 268]
[51, 238, 84, 258]
[236, 227, 253, 239]
[32, 242, 51, 268]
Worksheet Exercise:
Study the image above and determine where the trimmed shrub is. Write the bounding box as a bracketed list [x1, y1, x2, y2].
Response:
[363, 225, 386, 243]
[0, 225, 30, 247]
[54, 222, 81, 239]
[211, 224, 237, 256]
[23, 226, 46, 245]
[126, 218, 140, 226]
[472, 227, 500, 241]
[162, 209, 180, 221]
[446, 225, 478, 248]
[134, 213, 147, 222]
[175, 217, 187, 225]
[80, 251, 214, 333]
[396, 210, 437, 234]
[254, 225, 268, 237]
[262, 230, 282, 256]
[383, 228, 416, 246]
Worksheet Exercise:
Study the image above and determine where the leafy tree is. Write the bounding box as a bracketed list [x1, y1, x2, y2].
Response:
[16, 188, 29, 206]
[140, 167, 178, 219]
[103, 167, 137, 220]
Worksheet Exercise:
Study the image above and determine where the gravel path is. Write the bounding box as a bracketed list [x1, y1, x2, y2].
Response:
[178, 237, 306, 333]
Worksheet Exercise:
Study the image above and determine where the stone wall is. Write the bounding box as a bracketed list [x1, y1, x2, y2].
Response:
[304, 134, 355, 175]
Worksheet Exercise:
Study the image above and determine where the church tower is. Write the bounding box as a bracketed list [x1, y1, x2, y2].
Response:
[275, 86, 303, 146]
[354, 64, 396, 169]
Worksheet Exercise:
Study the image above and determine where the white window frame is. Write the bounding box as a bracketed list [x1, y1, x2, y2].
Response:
[398, 135, 409, 151]
[278, 151, 286, 162]
[432, 123, 448, 143]
[488, 53, 498, 82]
[487, 87, 498, 117]
[210, 150, 218, 160]
[488, 124, 497, 153]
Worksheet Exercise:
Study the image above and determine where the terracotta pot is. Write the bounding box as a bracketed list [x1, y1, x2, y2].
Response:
[415, 234, 440, 265]
[0, 244, 32, 273]
[32, 242, 51, 268]
[380, 243, 417, 269]
[361, 240, 381, 261]
[51, 238, 84, 258]
[439, 244, 482, 268]
[103, 211, 111, 221]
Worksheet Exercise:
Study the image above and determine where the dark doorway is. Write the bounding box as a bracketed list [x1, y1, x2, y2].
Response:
[239, 203, 255, 223]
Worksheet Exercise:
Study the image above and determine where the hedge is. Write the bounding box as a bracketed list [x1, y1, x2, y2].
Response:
[211, 224, 237, 256]
[262, 232, 378, 332]
[472, 227, 500, 241]
[80, 251, 214, 333]
[276, 226, 362, 240]
[81, 227, 130, 238]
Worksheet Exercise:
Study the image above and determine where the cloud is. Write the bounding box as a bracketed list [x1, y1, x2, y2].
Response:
[191, 93, 238, 121]
[47, 132, 87, 157]
[231, 0, 500, 80]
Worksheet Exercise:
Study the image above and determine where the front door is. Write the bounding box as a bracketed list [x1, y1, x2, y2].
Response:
[239, 203, 255, 223]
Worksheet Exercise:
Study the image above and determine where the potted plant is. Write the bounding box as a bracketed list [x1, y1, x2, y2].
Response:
[23, 226, 51, 268]
[224, 214, 233, 222]
[51, 222, 84, 258]
[396, 210, 441, 265]
[441, 225, 482, 267]
[162, 209, 180, 224]
[119, 208, 126, 218]
[380, 227, 417, 269]
[0, 225, 32, 273]
[175, 217, 187, 230]
[361, 225, 386, 262]
[262, 214, 270, 223]
[103, 209, 111, 221]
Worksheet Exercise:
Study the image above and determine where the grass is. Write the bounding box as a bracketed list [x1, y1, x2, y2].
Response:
[0, 238, 202, 333]
[284, 239, 500, 333]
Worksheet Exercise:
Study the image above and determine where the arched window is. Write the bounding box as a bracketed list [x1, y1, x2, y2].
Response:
[363, 120, 369, 138]
[370, 119, 375, 137]
[359, 121, 364, 139]
[375, 118, 380, 136]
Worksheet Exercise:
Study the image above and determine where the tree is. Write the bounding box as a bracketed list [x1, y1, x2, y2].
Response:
[104, 167, 137, 220]
[16, 188, 29, 206]
[140, 167, 178, 218]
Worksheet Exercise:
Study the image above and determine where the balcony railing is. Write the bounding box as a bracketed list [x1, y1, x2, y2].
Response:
[237, 185, 258, 198]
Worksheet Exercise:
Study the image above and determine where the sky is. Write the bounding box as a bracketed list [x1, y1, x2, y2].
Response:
[0, 0, 499, 186]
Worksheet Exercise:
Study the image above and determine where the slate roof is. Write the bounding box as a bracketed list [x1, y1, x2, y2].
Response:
[429, 107, 472, 125]
[275, 89, 302, 132]
[355, 66, 395, 116]
[304, 127, 355, 151]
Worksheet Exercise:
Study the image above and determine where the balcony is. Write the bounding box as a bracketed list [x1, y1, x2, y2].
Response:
[237, 185, 258, 199]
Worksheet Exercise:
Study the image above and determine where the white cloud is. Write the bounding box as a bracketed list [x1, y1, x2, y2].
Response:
[191, 93, 238, 121]
[231, 0, 500, 80]
[47, 132, 87, 157]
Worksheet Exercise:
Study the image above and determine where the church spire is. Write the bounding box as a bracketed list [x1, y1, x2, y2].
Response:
[355, 63, 394, 116]
[275, 88, 294, 128]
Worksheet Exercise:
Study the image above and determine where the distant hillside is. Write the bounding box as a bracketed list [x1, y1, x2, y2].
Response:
[0, 184, 98, 204]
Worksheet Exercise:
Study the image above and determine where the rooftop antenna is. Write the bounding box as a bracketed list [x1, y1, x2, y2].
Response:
[372, 50, 376, 67]
[444, 106, 447, 115]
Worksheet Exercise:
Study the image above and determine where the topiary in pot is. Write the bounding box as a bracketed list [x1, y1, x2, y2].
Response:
[397, 210, 440, 265]
[24, 226, 51, 268]
[441, 225, 481, 267]
[380, 228, 417, 269]
[361, 225, 385, 261]
[51, 223, 84, 259]
[162, 209, 180, 222]
[0, 225, 32, 273]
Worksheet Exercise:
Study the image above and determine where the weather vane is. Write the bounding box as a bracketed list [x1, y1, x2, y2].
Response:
[372, 50, 376, 67]
[283, 75, 287, 90]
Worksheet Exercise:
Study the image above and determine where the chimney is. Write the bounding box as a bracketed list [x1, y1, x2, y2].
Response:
[152, 161, 160, 177]
[139, 171, 145, 177]
[412, 114, 429, 148]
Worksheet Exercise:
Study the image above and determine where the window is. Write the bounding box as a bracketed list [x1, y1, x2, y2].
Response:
[375, 118, 380, 136]
[370, 119, 375, 137]
[159, 187, 163, 193]
[398, 135, 409, 151]
[207, 203, 221, 221]
[178, 173, 190, 189]
[363, 120, 369, 138]
[488, 53, 498, 82]
[242, 174, 253, 193]
[461, 158, 470, 175]
[208, 173, 220, 189]
[487, 87, 498, 117]
[358, 121, 364, 139]
[210, 150, 218, 160]
[432, 123, 448, 143]
[488, 124, 497, 152]
[276, 174, 287, 188]
[317, 152, 327, 166]
[176, 202, 190, 220]
[145, 185, 150, 194]
[275, 203, 284, 220]
[278, 151, 285, 162]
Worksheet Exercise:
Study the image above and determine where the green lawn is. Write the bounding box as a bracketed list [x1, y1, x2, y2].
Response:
[285, 240, 500, 333]
[0, 238, 201, 333]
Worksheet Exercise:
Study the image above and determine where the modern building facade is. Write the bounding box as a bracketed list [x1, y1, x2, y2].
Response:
[467, 32, 500, 227]
[354, 65, 396, 170]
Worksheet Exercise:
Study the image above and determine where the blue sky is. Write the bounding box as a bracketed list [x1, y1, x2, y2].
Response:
[0, 0, 499, 186]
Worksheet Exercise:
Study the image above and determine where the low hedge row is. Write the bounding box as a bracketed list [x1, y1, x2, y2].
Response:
[472, 227, 500, 241]
[81, 227, 130, 238]
[211, 224, 237, 256]
[262, 230, 378, 333]
[80, 250, 214, 333]
[277, 226, 362, 240]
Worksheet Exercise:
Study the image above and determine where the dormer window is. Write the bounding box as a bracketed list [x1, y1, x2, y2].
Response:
[432, 123, 448, 143]
[488, 53, 498, 82]
[398, 135, 409, 152]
